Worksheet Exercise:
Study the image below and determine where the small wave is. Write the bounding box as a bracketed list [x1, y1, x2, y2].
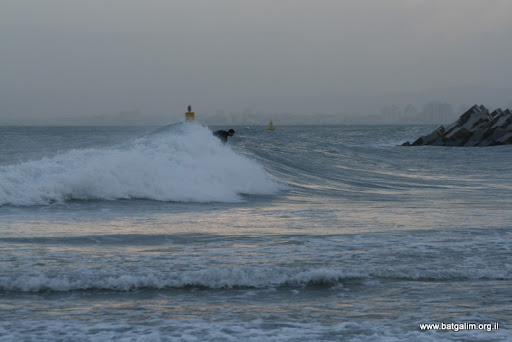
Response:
[0, 268, 343, 292]
[0, 123, 284, 206]
[1, 265, 510, 293]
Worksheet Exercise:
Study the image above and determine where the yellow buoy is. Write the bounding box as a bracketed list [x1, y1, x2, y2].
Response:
[185, 105, 195, 122]
[268, 120, 275, 130]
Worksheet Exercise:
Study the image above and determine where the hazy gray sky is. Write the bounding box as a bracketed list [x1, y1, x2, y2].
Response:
[1, 0, 512, 123]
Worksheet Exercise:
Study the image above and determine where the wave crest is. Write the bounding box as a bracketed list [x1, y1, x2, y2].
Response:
[1, 265, 510, 293]
[0, 123, 283, 206]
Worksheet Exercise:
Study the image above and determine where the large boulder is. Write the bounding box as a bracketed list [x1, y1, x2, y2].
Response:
[402, 105, 512, 147]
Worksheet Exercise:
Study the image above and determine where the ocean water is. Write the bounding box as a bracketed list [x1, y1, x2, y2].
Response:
[0, 123, 511, 342]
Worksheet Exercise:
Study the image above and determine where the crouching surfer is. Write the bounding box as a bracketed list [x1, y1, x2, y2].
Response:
[213, 129, 235, 143]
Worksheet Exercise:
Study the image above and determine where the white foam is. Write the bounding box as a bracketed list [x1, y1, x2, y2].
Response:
[0, 267, 334, 292]
[1, 264, 510, 293]
[0, 123, 284, 206]
[1, 317, 509, 342]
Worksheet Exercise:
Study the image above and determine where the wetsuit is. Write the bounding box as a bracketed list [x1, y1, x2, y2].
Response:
[213, 130, 230, 143]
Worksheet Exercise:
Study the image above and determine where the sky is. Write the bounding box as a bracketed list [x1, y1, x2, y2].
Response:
[1, 0, 512, 124]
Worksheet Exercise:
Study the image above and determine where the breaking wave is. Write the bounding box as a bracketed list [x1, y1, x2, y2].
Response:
[1, 265, 510, 293]
[0, 123, 283, 206]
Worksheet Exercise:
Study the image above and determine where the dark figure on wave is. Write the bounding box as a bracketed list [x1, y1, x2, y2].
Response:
[213, 129, 235, 143]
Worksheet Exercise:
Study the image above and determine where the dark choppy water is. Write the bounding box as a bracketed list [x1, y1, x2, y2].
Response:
[1, 124, 511, 341]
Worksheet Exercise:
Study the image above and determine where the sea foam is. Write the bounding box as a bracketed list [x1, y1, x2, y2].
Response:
[0, 123, 282, 205]
[2, 264, 510, 293]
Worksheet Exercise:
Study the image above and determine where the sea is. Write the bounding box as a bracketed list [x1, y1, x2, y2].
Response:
[0, 123, 510, 342]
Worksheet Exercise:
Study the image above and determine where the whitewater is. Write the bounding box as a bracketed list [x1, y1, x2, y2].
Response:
[0, 124, 511, 341]
[0, 124, 281, 205]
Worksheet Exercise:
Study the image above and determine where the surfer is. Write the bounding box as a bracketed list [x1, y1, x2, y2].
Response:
[213, 129, 235, 143]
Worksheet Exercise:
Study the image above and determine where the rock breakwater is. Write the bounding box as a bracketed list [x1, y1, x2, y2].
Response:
[402, 105, 512, 147]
